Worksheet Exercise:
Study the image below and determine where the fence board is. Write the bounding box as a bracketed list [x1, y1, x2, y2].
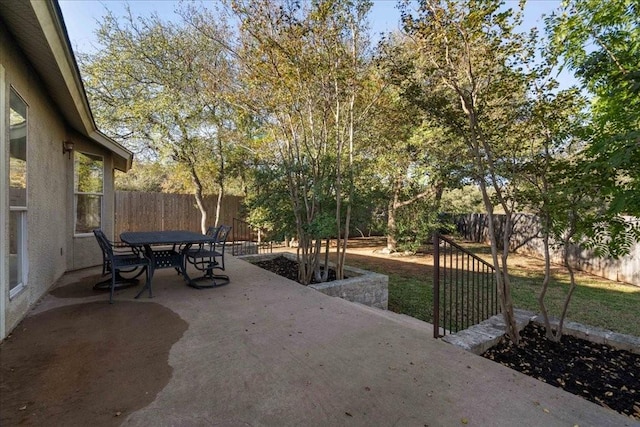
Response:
[115, 191, 242, 236]
[455, 213, 640, 287]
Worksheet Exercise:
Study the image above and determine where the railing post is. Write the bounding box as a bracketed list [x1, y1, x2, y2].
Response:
[433, 232, 440, 338]
[433, 233, 499, 338]
[231, 218, 238, 256]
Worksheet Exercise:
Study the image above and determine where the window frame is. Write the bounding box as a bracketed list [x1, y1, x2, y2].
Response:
[9, 207, 27, 299]
[73, 151, 104, 236]
[8, 86, 28, 298]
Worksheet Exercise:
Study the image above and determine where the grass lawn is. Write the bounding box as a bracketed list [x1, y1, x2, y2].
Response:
[508, 263, 640, 337]
[340, 239, 640, 337]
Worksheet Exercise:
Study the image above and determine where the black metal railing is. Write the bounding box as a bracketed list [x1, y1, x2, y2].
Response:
[433, 233, 499, 338]
[231, 218, 273, 256]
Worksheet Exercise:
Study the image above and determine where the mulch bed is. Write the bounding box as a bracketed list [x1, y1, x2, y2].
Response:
[482, 323, 640, 419]
[252, 255, 339, 284]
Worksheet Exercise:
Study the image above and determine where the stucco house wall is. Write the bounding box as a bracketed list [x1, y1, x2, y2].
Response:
[65, 130, 117, 271]
[0, 1, 132, 339]
[1, 25, 68, 331]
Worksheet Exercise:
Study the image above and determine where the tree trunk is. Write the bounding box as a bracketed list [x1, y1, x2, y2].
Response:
[499, 212, 518, 342]
[214, 132, 225, 228]
[214, 189, 223, 228]
[554, 224, 579, 341]
[434, 181, 444, 210]
[461, 90, 519, 344]
[479, 185, 518, 344]
[188, 162, 208, 234]
[386, 201, 398, 252]
[538, 228, 555, 340]
[559, 240, 578, 338]
[386, 178, 402, 252]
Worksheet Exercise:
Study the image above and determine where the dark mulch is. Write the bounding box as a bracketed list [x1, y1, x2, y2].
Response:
[482, 323, 640, 419]
[252, 255, 339, 284]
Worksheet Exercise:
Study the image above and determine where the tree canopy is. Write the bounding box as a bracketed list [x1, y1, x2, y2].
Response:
[547, 0, 640, 215]
[78, 0, 639, 314]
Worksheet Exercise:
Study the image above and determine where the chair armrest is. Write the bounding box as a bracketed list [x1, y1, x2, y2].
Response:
[112, 241, 145, 257]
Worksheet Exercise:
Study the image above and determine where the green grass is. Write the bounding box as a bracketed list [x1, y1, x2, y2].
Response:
[387, 274, 435, 323]
[343, 257, 435, 324]
[344, 245, 640, 337]
[508, 269, 640, 337]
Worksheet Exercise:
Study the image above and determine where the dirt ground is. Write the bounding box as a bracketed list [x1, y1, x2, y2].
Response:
[0, 276, 188, 426]
[279, 237, 434, 277]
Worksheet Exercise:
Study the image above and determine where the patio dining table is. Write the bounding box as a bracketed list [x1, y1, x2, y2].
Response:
[120, 230, 218, 295]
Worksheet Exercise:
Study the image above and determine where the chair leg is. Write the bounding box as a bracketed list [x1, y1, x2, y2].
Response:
[109, 271, 116, 304]
[135, 266, 153, 299]
[147, 266, 154, 298]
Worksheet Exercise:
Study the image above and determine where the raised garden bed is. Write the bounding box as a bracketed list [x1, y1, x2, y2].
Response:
[444, 311, 640, 419]
[483, 322, 640, 419]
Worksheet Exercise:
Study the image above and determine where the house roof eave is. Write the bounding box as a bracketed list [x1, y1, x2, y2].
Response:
[1, 1, 133, 171]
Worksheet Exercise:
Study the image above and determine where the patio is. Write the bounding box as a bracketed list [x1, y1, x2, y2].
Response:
[1, 255, 634, 426]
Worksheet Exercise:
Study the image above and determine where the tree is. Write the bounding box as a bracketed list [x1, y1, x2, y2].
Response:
[401, 0, 533, 343]
[80, 8, 236, 232]
[529, 0, 640, 340]
[515, 59, 590, 340]
[546, 0, 640, 216]
[515, 23, 640, 340]
[230, 0, 376, 284]
[371, 33, 466, 252]
[115, 161, 168, 192]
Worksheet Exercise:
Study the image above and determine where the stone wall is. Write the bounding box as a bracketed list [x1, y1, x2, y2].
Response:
[238, 252, 388, 310]
[443, 310, 640, 355]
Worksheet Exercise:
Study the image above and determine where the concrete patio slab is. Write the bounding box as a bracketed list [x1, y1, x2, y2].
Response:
[7, 255, 638, 426]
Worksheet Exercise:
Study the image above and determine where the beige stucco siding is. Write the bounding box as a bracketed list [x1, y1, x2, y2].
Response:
[1, 25, 115, 334]
[66, 131, 116, 270]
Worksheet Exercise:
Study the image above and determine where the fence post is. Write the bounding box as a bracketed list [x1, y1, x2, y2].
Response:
[433, 232, 440, 339]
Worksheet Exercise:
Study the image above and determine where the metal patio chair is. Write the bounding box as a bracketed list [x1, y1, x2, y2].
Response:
[184, 225, 231, 287]
[94, 231, 146, 290]
[93, 229, 153, 303]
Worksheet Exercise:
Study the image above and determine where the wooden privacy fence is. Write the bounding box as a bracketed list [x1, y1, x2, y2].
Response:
[454, 213, 640, 287]
[115, 191, 242, 236]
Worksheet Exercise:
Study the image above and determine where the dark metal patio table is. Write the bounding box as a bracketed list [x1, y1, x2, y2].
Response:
[120, 230, 220, 296]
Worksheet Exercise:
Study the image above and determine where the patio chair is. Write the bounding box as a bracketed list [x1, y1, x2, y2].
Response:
[94, 231, 146, 290]
[184, 225, 231, 287]
[93, 229, 153, 303]
[179, 226, 219, 274]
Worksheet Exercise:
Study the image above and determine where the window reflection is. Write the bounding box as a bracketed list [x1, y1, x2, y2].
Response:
[74, 152, 103, 234]
[8, 88, 27, 294]
[10, 89, 27, 208]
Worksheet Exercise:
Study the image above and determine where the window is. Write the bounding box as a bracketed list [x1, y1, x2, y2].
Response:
[74, 152, 103, 234]
[9, 88, 27, 297]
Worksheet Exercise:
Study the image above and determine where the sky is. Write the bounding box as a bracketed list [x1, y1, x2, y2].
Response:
[58, 0, 575, 87]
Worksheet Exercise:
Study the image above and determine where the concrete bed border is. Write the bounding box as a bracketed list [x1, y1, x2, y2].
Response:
[443, 309, 640, 355]
[238, 252, 389, 310]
